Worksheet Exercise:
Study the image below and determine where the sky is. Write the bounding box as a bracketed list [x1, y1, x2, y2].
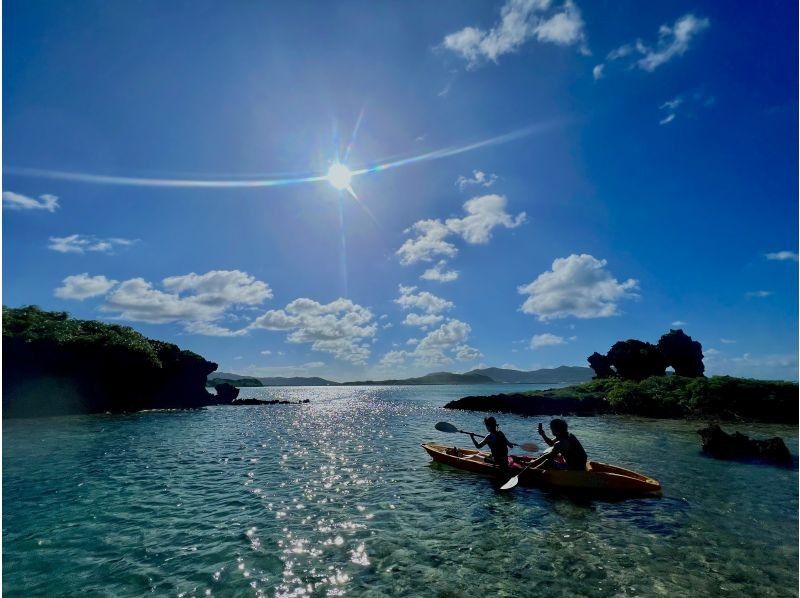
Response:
[3, 0, 798, 381]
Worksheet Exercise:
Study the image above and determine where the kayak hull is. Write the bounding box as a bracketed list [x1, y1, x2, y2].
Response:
[422, 443, 661, 495]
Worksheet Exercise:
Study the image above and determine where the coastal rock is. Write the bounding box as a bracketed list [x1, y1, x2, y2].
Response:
[444, 393, 610, 416]
[232, 398, 310, 405]
[697, 424, 792, 465]
[214, 382, 240, 404]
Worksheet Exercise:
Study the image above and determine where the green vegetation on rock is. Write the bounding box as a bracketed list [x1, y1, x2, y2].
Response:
[3, 305, 220, 417]
[207, 377, 263, 388]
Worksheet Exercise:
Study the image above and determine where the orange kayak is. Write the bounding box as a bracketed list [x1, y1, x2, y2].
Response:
[422, 443, 661, 495]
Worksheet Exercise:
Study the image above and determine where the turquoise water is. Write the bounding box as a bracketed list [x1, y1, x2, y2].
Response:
[3, 384, 798, 596]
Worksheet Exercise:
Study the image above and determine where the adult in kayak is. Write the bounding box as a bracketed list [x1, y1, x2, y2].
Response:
[469, 416, 516, 470]
[536, 418, 587, 471]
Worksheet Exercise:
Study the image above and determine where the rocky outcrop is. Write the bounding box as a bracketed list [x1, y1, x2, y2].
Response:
[3, 306, 220, 418]
[444, 393, 610, 416]
[232, 398, 310, 405]
[214, 382, 240, 403]
[698, 424, 792, 465]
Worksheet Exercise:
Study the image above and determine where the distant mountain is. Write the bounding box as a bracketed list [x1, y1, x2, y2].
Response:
[341, 371, 494, 385]
[258, 377, 338, 386]
[208, 372, 339, 386]
[465, 366, 593, 384]
[207, 376, 262, 387]
[208, 367, 592, 387]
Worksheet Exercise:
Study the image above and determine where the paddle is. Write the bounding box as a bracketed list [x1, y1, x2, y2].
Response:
[434, 421, 539, 452]
[500, 446, 554, 490]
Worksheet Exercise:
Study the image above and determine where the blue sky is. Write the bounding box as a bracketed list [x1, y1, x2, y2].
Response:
[4, 0, 798, 380]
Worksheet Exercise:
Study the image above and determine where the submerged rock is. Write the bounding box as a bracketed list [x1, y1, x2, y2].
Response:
[444, 393, 610, 416]
[697, 424, 792, 465]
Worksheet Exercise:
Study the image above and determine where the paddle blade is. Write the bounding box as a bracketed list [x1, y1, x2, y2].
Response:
[500, 475, 520, 490]
[519, 442, 540, 453]
[434, 421, 459, 433]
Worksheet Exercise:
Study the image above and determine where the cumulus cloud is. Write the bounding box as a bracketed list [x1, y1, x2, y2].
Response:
[442, 0, 587, 68]
[518, 254, 639, 320]
[671, 320, 687, 326]
[99, 270, 272, 327]
[380, 319, 479, 368]
[55, 273, 117, 300]
[597, 13, 709, 78]
[250, 298, 376, 365]
[403, 313, 444, 329]
[745, 290, 772, 298]
[395, 285, 454, 314]
[530, 333, 566, 349]
[397, 195, 525, 266]
[592, 64, 604, 80]
[3, 191, 59, 212]
[421, 261, 460, 283]
[396, 220, 457, 266]
[766, 251, 798, 262]
[48, 234, 137, 254]
[456, 170, 498, 190]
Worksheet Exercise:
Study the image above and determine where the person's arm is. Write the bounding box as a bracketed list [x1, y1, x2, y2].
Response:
[537, 423, 554, 447]
[470, 433, 489, 449]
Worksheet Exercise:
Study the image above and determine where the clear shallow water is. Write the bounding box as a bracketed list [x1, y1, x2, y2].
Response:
[3, 384, 798, 597]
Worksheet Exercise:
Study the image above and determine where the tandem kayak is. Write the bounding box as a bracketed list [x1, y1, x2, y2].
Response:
[422, 443, 661, 496]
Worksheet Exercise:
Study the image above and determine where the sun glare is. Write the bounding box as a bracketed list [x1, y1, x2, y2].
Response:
[327, 163, 352, 191]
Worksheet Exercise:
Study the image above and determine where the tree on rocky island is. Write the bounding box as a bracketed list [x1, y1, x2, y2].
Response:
[587, 352, 614, 379]
[657, 329, 705, 377]
[607, 339, 667, 381]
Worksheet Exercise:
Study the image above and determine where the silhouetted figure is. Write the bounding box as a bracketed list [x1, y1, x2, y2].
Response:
[537, 419, 587, 471]
[469, 416, 515, 470]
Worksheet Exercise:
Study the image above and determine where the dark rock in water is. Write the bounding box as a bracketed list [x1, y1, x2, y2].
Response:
[214, 382, 240, 403]
[697, 424, 792, 465]
[3, 305, 220, 418]
[444, 393, 610, 416]
[232, 398, 310, 406]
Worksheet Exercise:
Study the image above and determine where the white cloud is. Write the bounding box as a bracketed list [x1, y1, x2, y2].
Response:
[530, 333, 566, 349]
[455, 344, 483, 360]
[442, 0, 587, 68]
[635, 14, 710, 72]
[745, 290, 773, 298]
[3, 191, 60, 212]
[766, 251, 798, 262]
[518, 254, 639, 320]
[48, 234, 137, 254]
[403, 313, 444, 329]
[592, 64, 604, 80]
[445, 194, 527, 244]
[671, 320, 687, 326]
[704, 350, 798, 380]
[396, 219, 457, 265]
[421, 261, 460, 283]
[250, 298, 376, 365]
[659, 114, 676, 126]
[99, 270, 271, 327]
[661, 97, 683, 111]
[456, 170, 497, 190]
[382, 322, 393, 329]
[261, 350, 272, 355]
[55, 273, 117, 300]
[720, 338, 736, 344]
[378, 350, 408, 369]
[397, 195, 525, 266]
[599, 13, 709, 78]
[395, 285, 454, 314]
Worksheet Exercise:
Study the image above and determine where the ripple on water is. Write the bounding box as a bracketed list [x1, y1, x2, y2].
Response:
[3, 386, 798, 596]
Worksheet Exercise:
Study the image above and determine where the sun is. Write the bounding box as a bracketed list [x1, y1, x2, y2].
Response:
[327, 163, 353, 191]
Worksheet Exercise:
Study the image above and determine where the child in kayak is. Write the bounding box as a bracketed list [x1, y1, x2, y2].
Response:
[536, 419, 587, 471]
[469, 416, 516, 470]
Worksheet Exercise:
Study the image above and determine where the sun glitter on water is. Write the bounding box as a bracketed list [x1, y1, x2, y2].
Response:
[326, 163, 352, 191]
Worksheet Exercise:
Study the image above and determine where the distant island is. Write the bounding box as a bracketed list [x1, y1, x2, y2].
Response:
[209, 366, 594, 387]
[446, 330, 799, 423]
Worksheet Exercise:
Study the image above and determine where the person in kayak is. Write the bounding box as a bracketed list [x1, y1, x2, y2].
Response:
[469, 416, 516, 470]
[536, 419, 587, 471]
